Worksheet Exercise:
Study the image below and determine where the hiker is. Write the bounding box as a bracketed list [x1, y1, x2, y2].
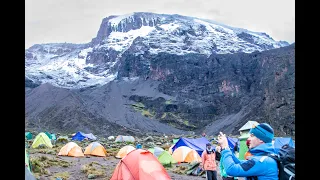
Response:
[136, 143, 142, 149]
[216, 146, 235, 180]
[244, 139, 253, 160]
[202, 132, 206, 137]
[217, 123, 278, 180]
[200, 143, 218, 180]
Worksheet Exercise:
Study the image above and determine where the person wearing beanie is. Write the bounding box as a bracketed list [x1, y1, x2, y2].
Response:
[200, 143, 218, 180]
[216, 123, 278, 180]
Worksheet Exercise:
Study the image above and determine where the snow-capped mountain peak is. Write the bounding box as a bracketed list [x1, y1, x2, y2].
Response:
[25, 12, 289, 89]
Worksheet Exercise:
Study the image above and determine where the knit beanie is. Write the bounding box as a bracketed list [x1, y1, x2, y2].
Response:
[249, 123, 274, 143]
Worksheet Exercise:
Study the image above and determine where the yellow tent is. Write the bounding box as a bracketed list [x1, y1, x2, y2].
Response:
[58, 142, 84, 157]
[171, 146, 201, 163]
[116, 145, 136, 159]
[84, 142, 107, 157]
[31, 132, 53, 148]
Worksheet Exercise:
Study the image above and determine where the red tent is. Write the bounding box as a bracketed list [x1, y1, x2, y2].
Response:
[111, 149, 171, 180]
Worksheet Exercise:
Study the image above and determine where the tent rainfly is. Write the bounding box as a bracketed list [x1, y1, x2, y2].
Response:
[32, 132, 53, 148]
[111, 149, 171, 180]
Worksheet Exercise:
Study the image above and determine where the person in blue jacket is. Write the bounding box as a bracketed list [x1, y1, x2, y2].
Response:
[217, 123, 278, 180]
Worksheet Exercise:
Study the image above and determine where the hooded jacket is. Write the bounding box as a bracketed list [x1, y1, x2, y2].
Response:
[201, 148, 217, 171]
[220, 143, 278, 180]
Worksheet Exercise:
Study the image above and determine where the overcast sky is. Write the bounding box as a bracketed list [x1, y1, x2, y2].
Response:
[25, 0, 295, 49]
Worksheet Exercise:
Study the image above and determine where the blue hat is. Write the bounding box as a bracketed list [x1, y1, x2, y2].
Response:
[206, 143, 211, 146]
[249, 123, 274, 143]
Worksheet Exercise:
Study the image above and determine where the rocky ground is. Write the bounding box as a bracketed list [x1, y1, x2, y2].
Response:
[26, 133, 237, 180]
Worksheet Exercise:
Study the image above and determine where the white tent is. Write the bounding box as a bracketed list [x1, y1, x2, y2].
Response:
[114, 135, 135, 142]
[108, 136, 115, 140]
[85, 133, 97, 141]
[238, 121, 259, 132]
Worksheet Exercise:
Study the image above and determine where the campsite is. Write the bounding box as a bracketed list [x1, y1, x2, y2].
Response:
[26, 132, 220, 180]
[25, 124, 295, 180]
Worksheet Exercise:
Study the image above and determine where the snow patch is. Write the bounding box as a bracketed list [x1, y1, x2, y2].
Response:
[105, 26, 155, 51]
[160, 23, 180, 32]
[122, 77, 140, 82]
[78, 47, 92, 59]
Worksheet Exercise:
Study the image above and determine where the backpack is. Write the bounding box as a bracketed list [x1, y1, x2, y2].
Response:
[269, 144, 295, 180]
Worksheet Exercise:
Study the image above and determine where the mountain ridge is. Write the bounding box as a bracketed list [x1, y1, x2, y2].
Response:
[25, 12, 289, 89]
[25, 12, 294, 137]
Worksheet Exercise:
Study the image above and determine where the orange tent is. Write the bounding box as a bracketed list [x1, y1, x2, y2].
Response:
[84, 142, 107, 157]
[58, 142, 84, 157]
[111, 149, 171, 180]
[116, 145, 136, 159]
[171, 146, 202, 163]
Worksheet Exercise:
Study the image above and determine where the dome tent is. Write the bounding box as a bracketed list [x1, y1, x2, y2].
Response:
[31, 132, 53, 148]
[111, 149, 171, 180]
[58, 142, 84, 157]
[84, 142, 107, 157]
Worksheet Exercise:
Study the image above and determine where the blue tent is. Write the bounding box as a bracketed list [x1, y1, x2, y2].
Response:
[172, 137, 211, 156]
[72, 132, 87, 141]
[72, 132, 97, 141]
[273, 137, 295, 154]
[227, 137, 239, 153]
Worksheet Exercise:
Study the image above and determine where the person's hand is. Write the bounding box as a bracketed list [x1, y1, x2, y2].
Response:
[215, 146, 221, 153]
[217, 132, 228, 149]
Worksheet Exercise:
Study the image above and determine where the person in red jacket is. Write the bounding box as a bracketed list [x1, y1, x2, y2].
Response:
[200, 143, 218, 180]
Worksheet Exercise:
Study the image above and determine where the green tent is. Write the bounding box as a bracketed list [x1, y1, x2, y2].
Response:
[51, 134, 56, 140]
[238, 133, 250, 160]
[172, 138, 179, 144]
[148, 147, 164, 157]
[158, 151, 177, 165]
[25, 132, 33, 140]
[32, 132, 53, 148]
[45, 132, 52, 139]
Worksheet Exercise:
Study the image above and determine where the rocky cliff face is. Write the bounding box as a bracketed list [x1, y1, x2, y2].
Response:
[115, 44, 295, 136]
[25, 44, 294, 137]
[25, 12, 294, 137]
[25, 12, 289, 89]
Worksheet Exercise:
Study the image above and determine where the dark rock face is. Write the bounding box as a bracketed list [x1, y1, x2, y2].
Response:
[87, 48, 118, 65]
[91, 16, 117, 46]
[25, 44, 294, 137]
[116, 44, 295, 136]
[237, 32, 255, 44]
[25, 77, 40, 88]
